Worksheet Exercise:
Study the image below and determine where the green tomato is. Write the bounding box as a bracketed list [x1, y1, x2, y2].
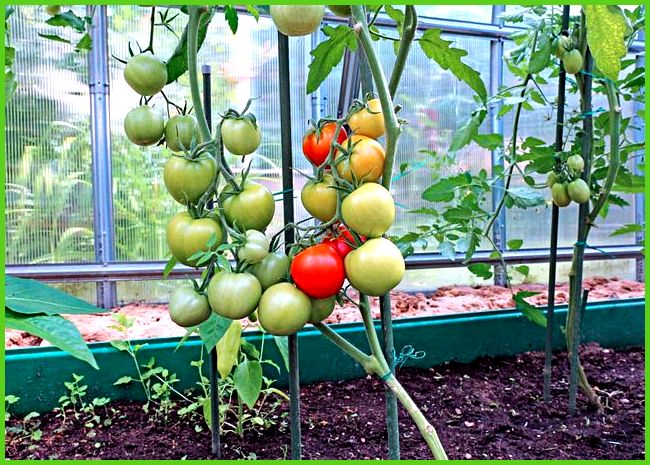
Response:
[546, 170, 560, 187]
[166, 212, 223, 267]
[342, 183, 395, 238]
[221, 116, 261, 156]
[344, 238, 405, 296]
[124, 105, 164, 146]
[239, 230, 270, 264]
[168, 287, 211, 327]
[123, 53, 168, 96]
[551, 182, 571, 207]
[328, 5, 351, 17]
[222, 181, 275, 231]
[164, 155, 216, 205]
[208, 272, 262, 320]
[562, 49, 583, 75]
[165, 115, 198, 152]
[251, 252, 290, 290]
[45, 5, 61, 16]
[566, 154, 585, 173]
[301, 174, 337, 222]
[309, 296, 336, 324]
[270, 5, 325, 37]
[567, 179, 590, 204]
[552, 35, 572, 58]
[257, 283, 312, 336]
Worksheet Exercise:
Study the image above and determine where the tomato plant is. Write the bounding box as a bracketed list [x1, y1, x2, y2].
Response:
[302, 122, 348, 167]
[168, 287, 211, 327]
[335, 135, 385, 183]
[257, 283, 312, 336]
[270, 5, 325, 37]
[290, 244, 345, 299]
[123, 105, 165, 146]
[207, 271, 261, 319]
[163, 155, 216, 205]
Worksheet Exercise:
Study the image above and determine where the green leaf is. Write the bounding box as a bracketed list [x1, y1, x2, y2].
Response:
[233, 359, 263, 409]
[419, 28, 487, 102]
[273, 336, 289, 371]
[166, 7, 215, 84]
[37, 33, 71, 44]
[468, 263, 493, 280]
[514, 291, 546, 327]
[245, 5, 260, 21]
[506, 187, 546, 209]
[448, 108, 487, 153]
[224, 5, 238, 34]
[5, 276, 108, 315]
[307, 25, 357, 94]
[45, 11, 86, 33]
[198, 313, 232, 352]
[611, 223, 643, 237]
[109, 340, 129, 352]
[438, 241, 456, 261]
[528, 30, 551, 74]
[584, 5, 630, 81]
[507, 239, 524, 250]
[75, 33, 92, 51]
[514, 265, 530, 277]
[113, 376, 133, 385]
[6, 309, 98, 369]
[162, 256, 177, 279]
[473, 133, 503, 150]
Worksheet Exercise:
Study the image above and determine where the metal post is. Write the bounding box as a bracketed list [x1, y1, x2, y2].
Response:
[337, 48, 361, 117]
[202, 65, 221, 458]
[544, 6, 570, 403]
[87, 6, 117, 308]
[489, 5, 507, 287]
[277, 31, 302, 460]
[633, 54, 645, 283]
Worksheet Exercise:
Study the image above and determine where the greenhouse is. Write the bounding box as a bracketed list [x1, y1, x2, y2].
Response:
[4, 4, 646, 460]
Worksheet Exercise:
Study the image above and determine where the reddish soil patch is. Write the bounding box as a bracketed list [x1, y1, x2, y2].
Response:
[5, 277, 644, 349]
[5, 344, 644, 460]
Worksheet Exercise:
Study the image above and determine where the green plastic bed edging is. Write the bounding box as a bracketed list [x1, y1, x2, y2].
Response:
[5, 298, 644, 415]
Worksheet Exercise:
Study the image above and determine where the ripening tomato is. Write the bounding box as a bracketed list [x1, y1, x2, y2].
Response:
[309, 295, 336, 324]
[257, 283, 312, 336]
[348, 99, 385, 139]
[342, 183, 395, 238]
[551, 182, 571, 207]
[238, 230, 270, 264]
[124, 53, 168, 97]
[335, 135, 385, 183]
[124, 105, 165, 146]
[165, 115, 198, 152]
[222, 115, 261, 156]
[270, 5, 325, 37]
[207, 271, 262, 319]
[546, 170, 560, 188]
[166, 212, 223, 267]
[323, 225, 363, 259]
[567, 178, 590, 204]
[345, 238, 405, 296]
[168, 287, 211, 327]
[566, 154, 585, 173]
[301, 173, 338, 222]
[290, 243, 345, 299]
[251, 252, 291, 290]
[302, 122, 348, 167]
[221, 181, 275, 231]
[163, 155, 216, 205]
[562, 49, 583, 75]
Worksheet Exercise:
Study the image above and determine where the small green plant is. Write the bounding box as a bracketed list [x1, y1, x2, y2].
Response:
[5, 397, 43, 449]
[55, 373, 111, 437]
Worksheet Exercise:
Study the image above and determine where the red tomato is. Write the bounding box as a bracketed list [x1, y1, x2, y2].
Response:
[323, 225, 364, 259]
[290, 243, 345, 298]
[302, 122, 348, 167]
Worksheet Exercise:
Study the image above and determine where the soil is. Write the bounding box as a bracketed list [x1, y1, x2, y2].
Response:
[5, 277, 645, 349]
[6, 344, 644, 460]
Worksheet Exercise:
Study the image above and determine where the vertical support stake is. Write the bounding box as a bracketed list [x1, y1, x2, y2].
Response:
[87, 5, 117, 308]
[277, 31, 302, 460]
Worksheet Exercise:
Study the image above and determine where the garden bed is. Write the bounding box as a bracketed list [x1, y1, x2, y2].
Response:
[5, 277, 644, 348]
[6, 344, 644, 460]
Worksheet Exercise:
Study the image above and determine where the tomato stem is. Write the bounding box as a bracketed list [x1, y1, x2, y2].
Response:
[312, 322, 376, 373]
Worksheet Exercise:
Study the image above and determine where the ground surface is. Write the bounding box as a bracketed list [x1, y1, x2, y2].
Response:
[5, 277, 644, 348]
[6, 344, 644, 460]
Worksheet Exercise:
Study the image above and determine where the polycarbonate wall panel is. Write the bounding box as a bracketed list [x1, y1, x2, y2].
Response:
[372, 31, 493, 244]
[417, 5, 493, 23]
[502, 41, 639, 250]
[5, 6, 94, 265]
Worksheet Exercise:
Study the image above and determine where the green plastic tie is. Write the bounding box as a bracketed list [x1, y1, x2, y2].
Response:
[574, 241, 615, 259]
[391, 160, 427, 183]
[395, 344, 426, 369]
[578, 107, 606, 119]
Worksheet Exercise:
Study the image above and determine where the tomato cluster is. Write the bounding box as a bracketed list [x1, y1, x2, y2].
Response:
[551, 34, 583, 75]
[547, 154, 591, 208]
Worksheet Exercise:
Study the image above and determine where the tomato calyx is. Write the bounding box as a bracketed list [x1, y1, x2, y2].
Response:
[221, 98, 260, 130]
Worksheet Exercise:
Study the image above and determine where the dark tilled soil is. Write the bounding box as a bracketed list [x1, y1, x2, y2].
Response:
[6, 345, 644, 460]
